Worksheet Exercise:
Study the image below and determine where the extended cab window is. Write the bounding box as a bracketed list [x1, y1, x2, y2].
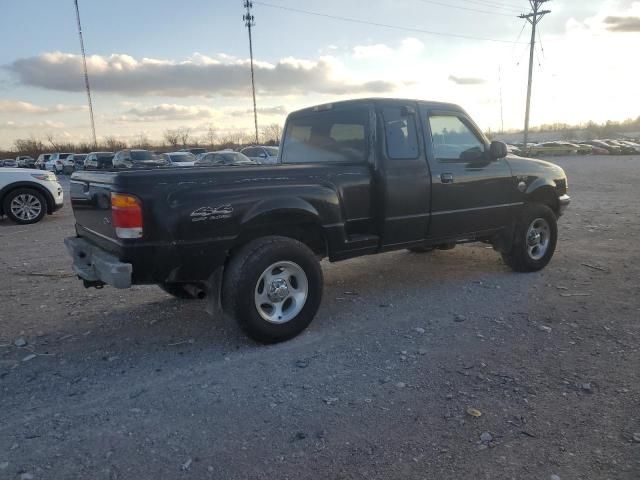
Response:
[429, 115, 485, 162]
[382, 107, 419, 159]
[281, 108, 367, 164]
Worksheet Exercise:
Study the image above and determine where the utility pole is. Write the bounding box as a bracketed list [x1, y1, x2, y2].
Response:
[243, 1, 259, 144]
[519, 0, 550, 149]
[73, 0, 97, 147]
[499, 65, 504, 134]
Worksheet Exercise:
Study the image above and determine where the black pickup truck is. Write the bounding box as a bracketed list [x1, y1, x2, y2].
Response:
[65, 98, 570, 343]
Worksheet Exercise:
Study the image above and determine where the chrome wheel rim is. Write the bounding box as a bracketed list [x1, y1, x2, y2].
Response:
[254, 261, 308, 324]
[526, 217, 550, 260]
[10, 194, 42, 221]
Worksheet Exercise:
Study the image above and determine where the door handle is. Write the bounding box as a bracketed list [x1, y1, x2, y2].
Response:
[440, 173, 454, 184]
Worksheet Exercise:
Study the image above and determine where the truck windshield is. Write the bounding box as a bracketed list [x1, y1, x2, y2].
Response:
[282, 107, 368, 164]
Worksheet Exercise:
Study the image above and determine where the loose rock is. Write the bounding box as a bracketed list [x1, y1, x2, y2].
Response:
[14, 337, 27, 348]
[295, 359, 309, 369]
[480, 432, 493, 443]
[454, 314, 466, 322]
[632, 432, 640, 443]
[538, 325, 552, 333]
[395, 382, 406, 389]
[581, 383, 594, 393]
[414, 327, 425, 334]
[550, 475, 561, 480]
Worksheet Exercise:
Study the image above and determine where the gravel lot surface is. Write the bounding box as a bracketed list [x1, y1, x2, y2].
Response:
[1, 155, 638, 479]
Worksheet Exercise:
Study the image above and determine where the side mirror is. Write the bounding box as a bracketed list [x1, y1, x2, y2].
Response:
[489, 141, 508, 159]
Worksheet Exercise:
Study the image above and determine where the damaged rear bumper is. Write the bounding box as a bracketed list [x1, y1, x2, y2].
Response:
[64, 237, 132, 289]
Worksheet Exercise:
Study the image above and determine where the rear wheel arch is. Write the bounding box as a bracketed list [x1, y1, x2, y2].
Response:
[235, 210, 328, 258]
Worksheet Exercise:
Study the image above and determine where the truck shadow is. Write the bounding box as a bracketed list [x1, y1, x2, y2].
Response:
[8, 245, 521, 378]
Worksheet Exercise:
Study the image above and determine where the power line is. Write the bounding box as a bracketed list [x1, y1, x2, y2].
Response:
[415, 0, 515, 17]
[458, 0, 524, 12]
[253, 1, 527, 44]
[243, 1, 259, 144]
[519, 0, 551, 147]
[73, 0, 96, 147]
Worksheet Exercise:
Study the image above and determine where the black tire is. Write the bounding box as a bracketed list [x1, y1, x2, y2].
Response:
[158, 283, 195, 299]
[222, 236, 323, 344]
[407, 246, 435, 253]
[502, 203, 558, 272]
[3, 188, 47, 225]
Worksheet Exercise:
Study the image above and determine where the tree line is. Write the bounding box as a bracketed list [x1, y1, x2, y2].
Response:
[2, 123, 284, 158]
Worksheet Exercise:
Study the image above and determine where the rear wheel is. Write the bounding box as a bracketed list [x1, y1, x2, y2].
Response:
[502, 204, 558, 272]
[3, 188, 47, 225]
[223, 236, 323, 343]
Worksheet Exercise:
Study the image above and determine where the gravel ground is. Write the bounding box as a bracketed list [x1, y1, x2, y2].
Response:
[1, 155, 639, 480]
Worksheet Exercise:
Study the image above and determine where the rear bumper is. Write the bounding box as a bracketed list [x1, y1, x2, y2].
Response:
[64, 236, 132, 289]
[558, 194, 570, 216]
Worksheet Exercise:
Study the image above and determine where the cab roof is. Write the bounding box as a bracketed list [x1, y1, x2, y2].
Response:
[289, 98, 464, 117]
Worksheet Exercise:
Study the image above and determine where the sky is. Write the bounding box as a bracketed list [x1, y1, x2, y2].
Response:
[0, 0, 639, 148]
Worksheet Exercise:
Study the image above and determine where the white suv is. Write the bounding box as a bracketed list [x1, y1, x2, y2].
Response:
[45, 153, 73, 173]
[0, 168, 64, 224]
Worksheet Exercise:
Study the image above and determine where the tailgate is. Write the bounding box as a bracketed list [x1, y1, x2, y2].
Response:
[70, 171, 120, 240]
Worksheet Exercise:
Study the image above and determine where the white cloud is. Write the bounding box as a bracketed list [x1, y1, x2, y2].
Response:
[6, 51, 398, 98]
[0, 99, 86, 114]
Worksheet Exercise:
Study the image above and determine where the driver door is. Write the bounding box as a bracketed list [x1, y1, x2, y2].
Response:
[422, 108, 516, 240]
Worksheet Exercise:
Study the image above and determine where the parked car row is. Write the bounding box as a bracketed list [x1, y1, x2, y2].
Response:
[4, 145, 281, 173]
[505, 139, 640, 157]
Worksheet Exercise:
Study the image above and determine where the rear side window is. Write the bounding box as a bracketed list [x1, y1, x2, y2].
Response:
[282, 107, 368, 164]
[382, 107, 419, 159]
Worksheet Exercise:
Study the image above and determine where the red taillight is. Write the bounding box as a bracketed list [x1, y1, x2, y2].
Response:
[111, 193, 143, 239]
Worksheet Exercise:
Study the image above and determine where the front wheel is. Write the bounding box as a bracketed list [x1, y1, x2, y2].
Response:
[502, 204, 558, 272]
[3, 188, 47, 225]
[223, 236, 323, 343]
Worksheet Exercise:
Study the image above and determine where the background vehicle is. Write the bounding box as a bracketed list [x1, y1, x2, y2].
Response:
[583, 140, 621, 154]
[83, 152, 115, 170]
[617, 140, 640, 153]
[0, 168, 63, 224]
[2, 159, 18, 168]
[112, 149, 170, 169]
[180, 147, 207, 156]
[71, 154, 87, 171]
[162, 151, 196, 167]
[35, 153, 52, 169]
[16, 156, 35, 168]
[579, 143, 608, 155]
[240, 146, 280, 164]
[66, 98, 569, 344]
[195, 151, 256, 166]
[602, 139, 636, 154]
[45, 153, 73, 173]
[528, 142, 578, 156]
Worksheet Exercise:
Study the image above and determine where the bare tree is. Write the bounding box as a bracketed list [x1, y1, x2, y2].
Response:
[261, 123, 283, 145]
[205, 124, 217, 149]
[177, 127, 191, 148]
[14, 136, 45, 156]
[163, 129, 180, 148]
[103, 136, 127, 151]
[46, 134, 60, 151]
[132, 133, 151, 149]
